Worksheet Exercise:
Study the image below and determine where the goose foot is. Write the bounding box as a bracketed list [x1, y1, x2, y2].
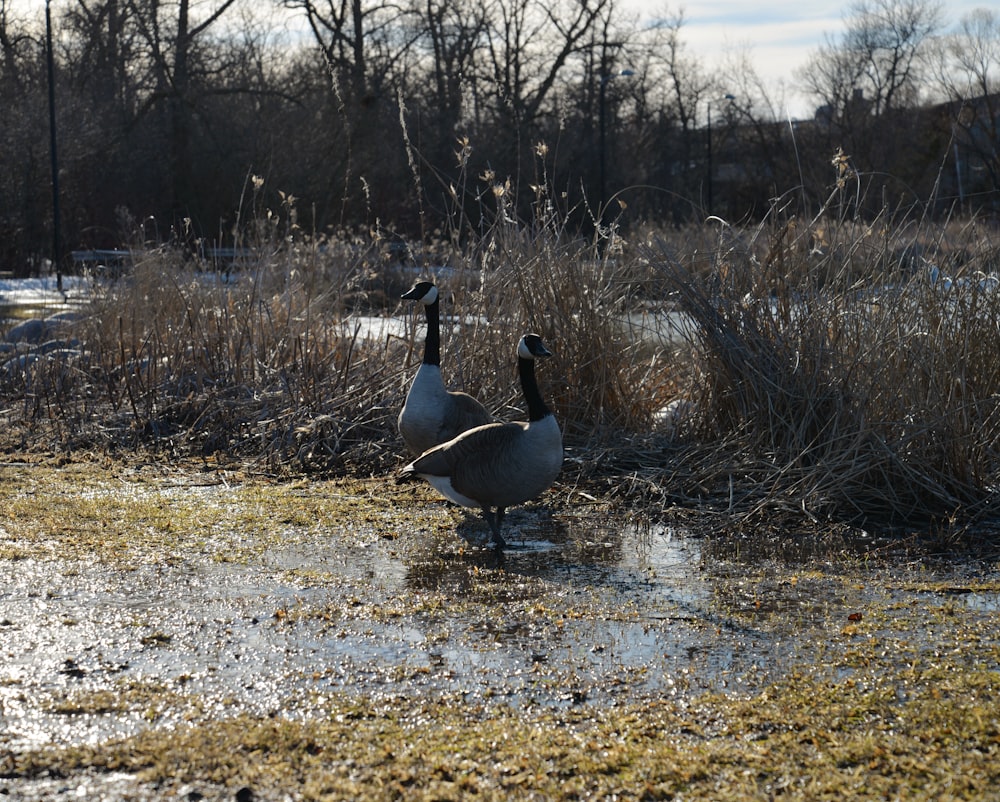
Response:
[481, 508, 506, 550]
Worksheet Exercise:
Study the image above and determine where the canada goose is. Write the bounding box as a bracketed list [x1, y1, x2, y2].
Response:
[397, 280, 493, 456]
[397, 333, 563, 549]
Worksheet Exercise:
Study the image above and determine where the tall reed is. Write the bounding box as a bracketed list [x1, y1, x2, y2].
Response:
[0, 177, 667, 474]
[651, 201, 1000, 527]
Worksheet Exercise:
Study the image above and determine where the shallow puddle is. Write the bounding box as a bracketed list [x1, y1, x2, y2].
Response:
[1, 470, 999, 761]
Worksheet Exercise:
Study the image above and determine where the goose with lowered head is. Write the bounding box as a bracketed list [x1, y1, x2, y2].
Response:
[397, 333, 562, 549]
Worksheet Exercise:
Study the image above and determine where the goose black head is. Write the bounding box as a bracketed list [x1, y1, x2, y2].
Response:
[401, 280, 438, 305]
[518, 333, 552, 360]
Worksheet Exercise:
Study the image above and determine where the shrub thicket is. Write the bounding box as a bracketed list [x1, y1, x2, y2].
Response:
[3, 167, 1000, 535]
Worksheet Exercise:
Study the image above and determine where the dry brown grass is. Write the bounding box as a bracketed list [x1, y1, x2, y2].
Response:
[4, 172, 1000, 534]
[0, 194, 668, 478]
[648, 204, 1000, 528]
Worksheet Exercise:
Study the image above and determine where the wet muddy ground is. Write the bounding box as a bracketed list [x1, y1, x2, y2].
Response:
[1, 460, 999, 800]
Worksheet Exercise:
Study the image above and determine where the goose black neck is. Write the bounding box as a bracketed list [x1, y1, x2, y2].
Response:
[422, 298, 441, 366]
[519, 357, 551, 421]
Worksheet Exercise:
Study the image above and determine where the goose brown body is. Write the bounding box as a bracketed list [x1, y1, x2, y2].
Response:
[398, 333, 562, 548]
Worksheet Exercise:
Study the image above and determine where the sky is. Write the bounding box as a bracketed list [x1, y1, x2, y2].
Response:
[626, 0, 991, 119]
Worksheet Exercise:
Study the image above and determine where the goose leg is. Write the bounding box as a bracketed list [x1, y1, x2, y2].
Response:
[481, 507, 506, 550]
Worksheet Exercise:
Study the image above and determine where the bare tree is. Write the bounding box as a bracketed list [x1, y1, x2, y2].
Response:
[793, 0, 945, 211]
[714, 48, 805, 216]
[933, 8, 1000, 198]
[937, 8, 1000, 100]
[64, 0, 127, 111]
[799, 30, 872, 136]
[0, 0, 34, 95]
[800, 0, 943, 119]
[283, 0, 419, 104]
[480, 0, 610, 135]
[853, 0, 942, 113]
[121, 0, 241, 222]
[0, 1, 46, 273]
[406, 0, 489, 162]
[626, 9, 713, 218]
[392, 0, 614, 225]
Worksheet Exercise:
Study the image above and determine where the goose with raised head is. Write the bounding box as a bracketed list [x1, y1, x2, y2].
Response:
[397, 280, 493, 456]
[397, 333, 563, 549]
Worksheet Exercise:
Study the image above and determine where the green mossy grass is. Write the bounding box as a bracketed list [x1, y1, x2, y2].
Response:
[13, 664, 1000, 801]
[1, 459, 998, 800]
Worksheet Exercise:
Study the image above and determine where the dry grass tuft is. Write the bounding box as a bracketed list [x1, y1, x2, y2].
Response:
[648, 206, 1000, 527]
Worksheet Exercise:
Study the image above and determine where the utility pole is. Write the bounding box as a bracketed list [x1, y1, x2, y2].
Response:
[46, 0, 63, 291]
[598, 60, 634, 219]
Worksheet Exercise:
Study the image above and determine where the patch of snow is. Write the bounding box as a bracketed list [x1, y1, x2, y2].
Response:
[0, 276, 92, 307]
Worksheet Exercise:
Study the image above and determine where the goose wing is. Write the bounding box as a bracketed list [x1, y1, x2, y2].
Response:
[439, 391, 493, 442]
[408, 421, 520, 474]
[409, 421, 538, 504]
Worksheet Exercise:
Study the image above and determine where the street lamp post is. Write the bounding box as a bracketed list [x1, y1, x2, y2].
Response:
[599, 68, 635, 217]
[707, 93, 735, 216]
[46, 0, 62, 290]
